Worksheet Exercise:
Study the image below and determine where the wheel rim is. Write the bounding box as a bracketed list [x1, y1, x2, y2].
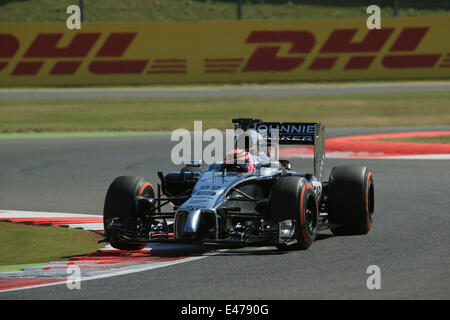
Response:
[305, 208, 315, 234]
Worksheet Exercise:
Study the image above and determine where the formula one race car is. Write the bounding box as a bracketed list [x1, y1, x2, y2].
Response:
[102, 118, 374, 251]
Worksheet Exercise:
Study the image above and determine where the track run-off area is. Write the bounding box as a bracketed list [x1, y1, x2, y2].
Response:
[1, 81, 450, 100]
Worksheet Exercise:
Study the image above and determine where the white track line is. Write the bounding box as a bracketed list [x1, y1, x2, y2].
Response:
[0, 209, 215, 293]
[284, 152, 450, 160]
[0, 209, 101, 218]
[0, 255, 209, 293]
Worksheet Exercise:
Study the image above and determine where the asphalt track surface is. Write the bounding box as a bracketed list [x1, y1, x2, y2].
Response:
[0, 126, 449, 299]
[1, 81, 449, 100]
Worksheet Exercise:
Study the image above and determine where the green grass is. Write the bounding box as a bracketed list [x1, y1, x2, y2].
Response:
[0, 222, 104, 266]
[0, 91, 449, 134]
[377, 136, 450, 144]
[0, 262, 46, 273]
[0, 0, 448, 23]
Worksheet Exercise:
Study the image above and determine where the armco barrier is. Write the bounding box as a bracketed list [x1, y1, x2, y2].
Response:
[0, 16, 449, 86]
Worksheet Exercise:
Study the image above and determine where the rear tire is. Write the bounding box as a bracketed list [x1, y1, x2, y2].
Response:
[103, 176, 155, 250]
[270, 176, 318, 250]
[327, 166, 374, 235]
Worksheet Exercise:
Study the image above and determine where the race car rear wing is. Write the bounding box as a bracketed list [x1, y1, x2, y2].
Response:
[232, 118, 326, 180]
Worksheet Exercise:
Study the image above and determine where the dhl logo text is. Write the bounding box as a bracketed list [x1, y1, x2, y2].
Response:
[0, 32, 187, 75]
[243, 28, 446, 71]
[0, 24, 449, 80]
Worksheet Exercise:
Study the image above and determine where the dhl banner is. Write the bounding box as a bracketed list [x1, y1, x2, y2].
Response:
[1, 16, 450, 86]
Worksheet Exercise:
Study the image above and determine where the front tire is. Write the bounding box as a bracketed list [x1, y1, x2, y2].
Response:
[103, 176, 155, 250]
[270, 176, 318, 250]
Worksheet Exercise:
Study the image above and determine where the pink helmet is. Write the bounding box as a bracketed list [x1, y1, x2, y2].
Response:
[224, 149, 254, 173]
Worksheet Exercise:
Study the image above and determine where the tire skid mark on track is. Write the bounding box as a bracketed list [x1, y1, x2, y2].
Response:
[0, 210, 211, 293]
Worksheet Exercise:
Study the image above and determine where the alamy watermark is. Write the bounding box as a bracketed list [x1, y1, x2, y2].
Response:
[66, 5, 81, 30]
[170, 121, 280, 168]
[366, 265, 381, 290]
[366, 5, 381, 30]
[66, 264, 81, 290]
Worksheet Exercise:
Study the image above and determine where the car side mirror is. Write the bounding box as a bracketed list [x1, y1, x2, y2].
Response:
[279, 160, 292, 170]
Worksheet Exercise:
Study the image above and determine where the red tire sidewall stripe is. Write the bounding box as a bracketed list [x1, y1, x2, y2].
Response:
[139, 182, 154, 196]
[139, 181, 156, 213]
[299, 183, 315, 245]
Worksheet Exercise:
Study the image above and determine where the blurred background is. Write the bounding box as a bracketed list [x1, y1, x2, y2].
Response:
[1, 0, 449, 23]
[0, 1, 449, 133]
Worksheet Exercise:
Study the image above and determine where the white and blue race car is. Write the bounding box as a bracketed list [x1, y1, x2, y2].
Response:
[102, 118, 375, 251]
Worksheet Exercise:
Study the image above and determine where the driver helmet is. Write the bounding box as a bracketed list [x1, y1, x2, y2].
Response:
[234, 129, 268, 158]
[224, 149, 254, 173]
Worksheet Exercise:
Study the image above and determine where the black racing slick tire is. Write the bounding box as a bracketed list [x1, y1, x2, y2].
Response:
[327, 166, 375, 235]
[103, 176, 155, 250]
[270, 176, 318, 250]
